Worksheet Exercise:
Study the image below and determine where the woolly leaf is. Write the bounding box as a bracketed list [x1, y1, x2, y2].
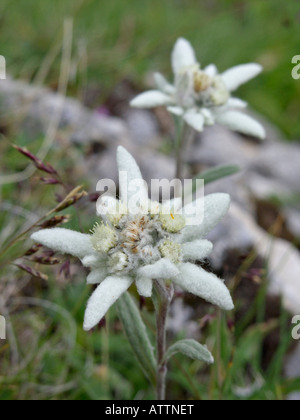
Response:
[164, 339, 214, 364]
[116, 292, 156, 385]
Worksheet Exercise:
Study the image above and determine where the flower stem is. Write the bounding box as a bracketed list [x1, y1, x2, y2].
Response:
[153, 280, 174, 400]
[175, 123, 194, 181]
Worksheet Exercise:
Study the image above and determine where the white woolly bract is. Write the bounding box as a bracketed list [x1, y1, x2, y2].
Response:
[137, 259, 180, 280]
[130, 90, 173, 108]
[181, 193, 230, 242]
[84, 276, 133, 331]
[136, 277, 153, 298]
[182, 240, 213, 261]
[221, 63, 263, 92]
[117, 146, 149, 212]
[31, 228, 94, 259]
[154, 72, 176, 95]
[204, 64, 218, 77]
[215, 110, 266, 140]
[183, 110, 204, 132]
[81, 254, 105, 269]
[174, 263, 234, 311]
[87, 269, 108, 285]
[172, 37, 197, 75]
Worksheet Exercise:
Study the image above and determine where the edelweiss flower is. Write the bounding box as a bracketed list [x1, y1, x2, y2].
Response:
[131, 37, 265, 139]
[31, 147, 234, 331]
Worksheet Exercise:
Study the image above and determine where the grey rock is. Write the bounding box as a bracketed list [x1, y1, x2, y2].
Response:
[123, 109, 159, 146]
[204, 175, 256, 214]
[0, 77, 129, 146]
[138, 150, 175, 189]
[71, 113, 129, 146]
[207, 210, 257, 270]
[246, 173, 288, 200]
[88, 148, 119, 189]
[188, 125, 260, 167]
[250, 142, 300, 193]
[189, 125, 300, 205]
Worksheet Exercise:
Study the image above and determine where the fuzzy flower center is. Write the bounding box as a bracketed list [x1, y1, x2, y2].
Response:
[194, 71, 212, 93]
[121, 215, 151, 254]
[159, 213, 186, 233]
[159, 240, 182, 264]
[176, 65, 230, 108]
[91, 200, 187, 275]
[91, 223, 117, 253]
[108, 251, 128, 271]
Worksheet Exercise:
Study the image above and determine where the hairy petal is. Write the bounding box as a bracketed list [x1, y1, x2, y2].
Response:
[136, 277, 153, 298]
[31, 228, 93, 259]
[204, 64, 218, 77]
[130, 90, 173, 108]
[183, 110, 205, 132]
[117, 147, 148, 211]
[181, 194, 231, 242]
[81, 255, 105, 269]
[221, 63, 263, 92]
[182, 240, 213, 262]
[216, 110, 266, 139]
[167, 106, 184, 116]
[172, 38, 197, 74]
[174, 263, 234, 310]
[154, 72, 176, 95]
[84, 276, 133, 331]
[201, 108, 215, 125]
[137, 259, 180, 280]
[227, 97, 248, 109]
[87, 269, 108, 285]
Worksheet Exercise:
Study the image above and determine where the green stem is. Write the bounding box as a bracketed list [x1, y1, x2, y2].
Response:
[153, 280, 174, 400]
[175, 123, 194, 181]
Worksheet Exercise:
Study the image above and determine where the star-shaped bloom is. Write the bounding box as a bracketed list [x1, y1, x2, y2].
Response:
[131, 37, 265, 139]
[31, 147, 234, 331]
